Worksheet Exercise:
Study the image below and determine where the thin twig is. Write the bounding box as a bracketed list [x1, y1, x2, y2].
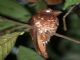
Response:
[0, 13, 32, 28]
[55, 33, 80, 44]
[0, 13, 32, 35]
[2, 17, 32, 28]
[0, 25, 18, 36]
[0, 24, 32, 36]
[63, 3, 79, 31]
[8, 25, 31, 32]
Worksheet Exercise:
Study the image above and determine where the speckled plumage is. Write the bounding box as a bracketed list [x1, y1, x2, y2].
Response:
[30, 9, 61, 59]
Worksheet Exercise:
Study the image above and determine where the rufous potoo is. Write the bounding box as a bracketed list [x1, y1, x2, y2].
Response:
[30, 9, 61, 59]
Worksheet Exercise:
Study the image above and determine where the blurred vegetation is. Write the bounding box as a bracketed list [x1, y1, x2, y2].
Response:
[0, 0, 80, 60]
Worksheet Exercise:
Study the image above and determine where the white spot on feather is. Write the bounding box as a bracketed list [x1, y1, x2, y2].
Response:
[35, 21, 42, 27]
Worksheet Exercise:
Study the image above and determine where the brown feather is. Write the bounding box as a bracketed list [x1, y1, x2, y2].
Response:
[30, 8, 61, 59]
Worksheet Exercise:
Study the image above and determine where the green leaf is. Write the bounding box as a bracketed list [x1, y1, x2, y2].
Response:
[0, 18, 16, 31]
[63, 0, 80, 10]
[17, 46, 45, 60]
[0, 0, 31, 22]
[66, 13, 80, 52]
[0, 32, 22, 60]
[35, 0, 47, 11]
[68, 13, 80, 37]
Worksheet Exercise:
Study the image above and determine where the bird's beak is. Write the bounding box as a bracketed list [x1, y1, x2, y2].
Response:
[57, 11, 62, 14]
[53, 11, 62, 16]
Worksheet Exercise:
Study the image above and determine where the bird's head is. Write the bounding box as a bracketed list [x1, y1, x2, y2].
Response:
[37, 8, 62, 16]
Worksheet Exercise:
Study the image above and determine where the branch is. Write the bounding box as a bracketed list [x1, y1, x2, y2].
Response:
[55, 33, 80, 44]
[0, 13, 31, 28]
[63, 3, 79, 31]
[0, 13, 32, 35]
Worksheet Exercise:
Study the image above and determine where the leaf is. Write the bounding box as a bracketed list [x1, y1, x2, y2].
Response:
[0, 0, 31, 22]
[0, 32, 22, 60]
[66, 13, 80, 52]
[0, 16, 31, 35]
[17, 46, 45, 60]
[68, 13, 80, 37]
[59, 13, 80, 53]
[63, 0, 80, 10]
[34, 0, 47, 11]
[0, 18, 16, 31]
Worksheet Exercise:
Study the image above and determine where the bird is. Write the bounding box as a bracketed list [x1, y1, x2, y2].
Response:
[30, 8, 62, 59]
